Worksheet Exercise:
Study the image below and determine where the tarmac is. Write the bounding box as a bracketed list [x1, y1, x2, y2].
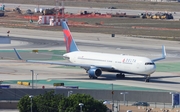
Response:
[0, 27, 180, 92]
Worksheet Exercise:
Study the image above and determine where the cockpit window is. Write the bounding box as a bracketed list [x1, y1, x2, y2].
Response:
[145, 62, 155, 65]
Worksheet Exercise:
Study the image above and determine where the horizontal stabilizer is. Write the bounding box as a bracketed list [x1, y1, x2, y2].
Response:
[14, 48, 22, 60]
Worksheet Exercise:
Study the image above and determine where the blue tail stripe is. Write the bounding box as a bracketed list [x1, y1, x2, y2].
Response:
[62, 21, 69, 30]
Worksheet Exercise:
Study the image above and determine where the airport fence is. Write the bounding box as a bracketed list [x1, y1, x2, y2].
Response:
[1, 88, 179, 111]
[0, 88, 173, 102]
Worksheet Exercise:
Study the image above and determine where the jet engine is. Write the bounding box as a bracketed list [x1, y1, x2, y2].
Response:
[88, 68, 102, 78]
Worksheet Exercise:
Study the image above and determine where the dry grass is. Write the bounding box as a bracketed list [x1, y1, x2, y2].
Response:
[67, 17, 180, 40]
[1, 11, 180, 40]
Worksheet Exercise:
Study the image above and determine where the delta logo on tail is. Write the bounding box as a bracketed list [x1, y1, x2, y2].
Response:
[63, 29, 72, 53]
[62, 21, 79, 53]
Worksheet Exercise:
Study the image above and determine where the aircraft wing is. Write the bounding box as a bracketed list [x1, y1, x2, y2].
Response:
[14, 48, 114, 70]
[27, 60, 114, 70]
[151, 45, 166, 62]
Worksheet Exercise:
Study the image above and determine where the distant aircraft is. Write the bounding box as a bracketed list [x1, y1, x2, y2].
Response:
[14, 20, 166, 82]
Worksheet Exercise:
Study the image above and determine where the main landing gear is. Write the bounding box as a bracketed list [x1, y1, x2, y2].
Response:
[116, 73, 125, 79]
[145, 75, 150, 82]
[89, 76, 98, 79]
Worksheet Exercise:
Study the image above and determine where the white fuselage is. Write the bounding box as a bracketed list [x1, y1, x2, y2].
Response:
[63, 51, 156, 75]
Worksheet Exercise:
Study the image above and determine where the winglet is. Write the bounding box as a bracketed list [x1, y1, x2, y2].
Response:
[14, 48, 23, 60]
[162, 45, 166, 58]
[152, 45, 166, 62]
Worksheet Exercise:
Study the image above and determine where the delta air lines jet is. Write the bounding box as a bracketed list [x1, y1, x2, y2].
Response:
[14, 20, 166, 82]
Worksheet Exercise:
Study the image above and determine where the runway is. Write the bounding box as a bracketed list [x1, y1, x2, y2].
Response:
[0, 27, 180, 92]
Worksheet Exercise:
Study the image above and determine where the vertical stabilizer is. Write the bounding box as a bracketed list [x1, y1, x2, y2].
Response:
[61, 21, 79, 53]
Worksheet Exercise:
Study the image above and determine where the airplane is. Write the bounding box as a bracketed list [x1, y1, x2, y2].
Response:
[14, 20, 166, 82]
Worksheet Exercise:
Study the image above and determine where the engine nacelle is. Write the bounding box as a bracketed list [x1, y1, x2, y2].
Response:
[88, 68, 102, 77]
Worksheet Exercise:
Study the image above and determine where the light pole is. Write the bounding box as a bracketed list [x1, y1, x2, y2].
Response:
[111, 83, 114, 111]
[170, 92, 175, 108]
[68, 91, 73, 97]
[79, 103, 84, 112]
[29, 95, 33, 112]
[120, 92, 128, 105]
[30, 70, 34, 89]
[36, 73, 38, 88]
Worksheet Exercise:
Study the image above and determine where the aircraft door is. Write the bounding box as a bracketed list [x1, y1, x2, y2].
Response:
[137, 61, 146, 72]
[69, 54, 77, 63]
[136, 61, 145, 71]
[136, 62, 140, 69]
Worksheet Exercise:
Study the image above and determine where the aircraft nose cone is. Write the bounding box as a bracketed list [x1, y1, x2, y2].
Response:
[149, 65, 156, 74]
[144, 64, 156, 75]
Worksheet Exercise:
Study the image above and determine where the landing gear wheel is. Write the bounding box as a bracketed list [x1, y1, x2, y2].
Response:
[89, 76, 97, 79]
[116, 73, 125, 79]
[122, 74, 125, 78]
[145, 75, 150, 82]
[145, 79, 150, 82]
[116, 74, 120, 78]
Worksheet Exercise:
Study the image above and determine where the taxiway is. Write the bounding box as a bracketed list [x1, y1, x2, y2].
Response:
[0, 27, 180, 91]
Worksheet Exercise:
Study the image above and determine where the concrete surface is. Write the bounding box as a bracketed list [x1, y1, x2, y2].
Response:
[0, 27, 179, 92]
[0, 4, 180, 112]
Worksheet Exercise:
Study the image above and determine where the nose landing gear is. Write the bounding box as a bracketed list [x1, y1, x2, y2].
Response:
[145, 75, 150, 82]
